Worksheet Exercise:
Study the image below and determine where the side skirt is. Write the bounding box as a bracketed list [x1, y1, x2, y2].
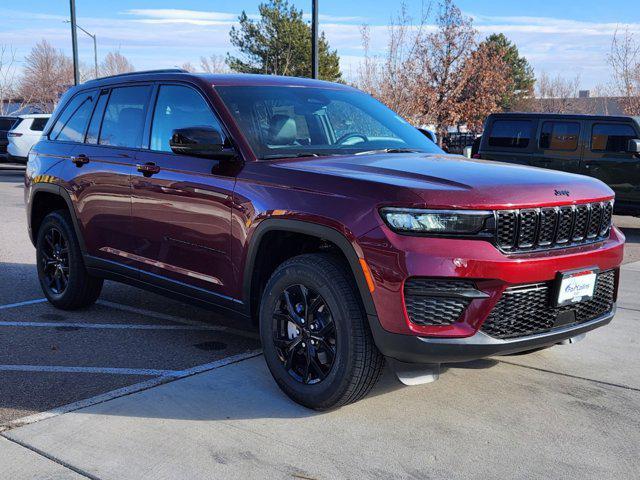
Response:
[85, 255, 248, 320]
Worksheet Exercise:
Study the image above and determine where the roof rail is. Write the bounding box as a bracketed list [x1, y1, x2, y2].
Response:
[85, 69, 188, 84]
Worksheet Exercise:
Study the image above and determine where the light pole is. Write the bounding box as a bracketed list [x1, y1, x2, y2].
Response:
[69, 0, 79, 85]
[311, 0, 318, 79]
[64, 20, 98, 79]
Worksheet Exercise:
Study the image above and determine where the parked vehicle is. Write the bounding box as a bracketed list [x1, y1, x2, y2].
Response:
[478, 112, 640, 216]
[7, 114, 51, 163]
[0, 115, 19, 158]
[25, 70, 624, 409]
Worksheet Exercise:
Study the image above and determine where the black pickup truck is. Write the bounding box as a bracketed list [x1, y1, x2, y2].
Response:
[477, 113, 640, 216]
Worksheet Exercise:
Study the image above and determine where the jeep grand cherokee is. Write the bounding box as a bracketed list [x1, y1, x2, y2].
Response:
[25, 70, 624, 409]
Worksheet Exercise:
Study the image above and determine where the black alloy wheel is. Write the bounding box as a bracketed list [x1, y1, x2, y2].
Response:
[272, 284, 337, 384]
[40, 226, 70, 295]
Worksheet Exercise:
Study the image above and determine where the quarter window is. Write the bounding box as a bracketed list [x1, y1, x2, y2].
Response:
[488, 120, 532, 148]
[539, 121, 580, 151]
[99, 86, 152, 148]
[30, 118, 49, 132]
[591, 123, 636, 152]
[150, 85, 222, 152]
[49, 92, 95, 143]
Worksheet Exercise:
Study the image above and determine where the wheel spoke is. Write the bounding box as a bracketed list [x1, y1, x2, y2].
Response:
[309, 350, 327, 381]
[282, 290, 304, 326]
[54, 275, 62, 293]
[302, 346, 311, 384]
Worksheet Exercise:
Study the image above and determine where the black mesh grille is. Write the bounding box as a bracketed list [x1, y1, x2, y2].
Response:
[517, 209, 538, 248]
[496, 211, 517, 250]
[538, 208, 557, 245]
[572, 204, 589, 241]
[404, 279, 475, 326]
[481, 270, 615, 339]
[495, 201, 613, 254]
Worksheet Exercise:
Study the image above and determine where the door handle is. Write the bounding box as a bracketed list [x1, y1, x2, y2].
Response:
[71, 154, 90, 167]
[136, 162, 161, 177]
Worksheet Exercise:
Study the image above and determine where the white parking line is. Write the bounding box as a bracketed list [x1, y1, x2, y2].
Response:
[97, 300, 260, 339]
[0, 365, 178, 376]
[0, 298, 47, 310]
[0, 350, 262, 432]
[0, 321, 241, 331]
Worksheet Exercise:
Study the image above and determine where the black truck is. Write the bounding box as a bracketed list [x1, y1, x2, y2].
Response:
[477, 113, 640, 216]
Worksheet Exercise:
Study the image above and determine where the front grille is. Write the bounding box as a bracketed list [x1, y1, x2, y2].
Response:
[496, 201, 613, 253]
[404, 279, 475, 326]
[481, 270, 615, 339]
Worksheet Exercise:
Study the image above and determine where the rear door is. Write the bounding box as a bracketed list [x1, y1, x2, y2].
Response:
[67, 84, 153, 268]
[580, 121, 640, 208]
[480, 117, 536, 165]
[530, 120, 582, 173]
[130, 83, 237, 298]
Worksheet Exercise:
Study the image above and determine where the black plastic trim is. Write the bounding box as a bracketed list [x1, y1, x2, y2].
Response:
[368, 305, 615, 364]
[243, 219, 377, 317]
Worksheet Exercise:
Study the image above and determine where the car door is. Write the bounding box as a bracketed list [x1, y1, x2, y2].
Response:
[480, 117, 536, 166]
[130, 83, 237, 298]
[530, 120, 582, 173]
[65, 85, 152, 268]
[580, 121, 640, 209]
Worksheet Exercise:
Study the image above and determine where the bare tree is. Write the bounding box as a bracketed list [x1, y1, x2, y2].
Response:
[200, 54, 229, 74]
[179, 62, 196, 73]
[100, 51, 135, 78]
[19, 40, 73, 113]
[0, 45, 26, 115]
[608, 27, 640, 115]
[517, 72, 593, 114]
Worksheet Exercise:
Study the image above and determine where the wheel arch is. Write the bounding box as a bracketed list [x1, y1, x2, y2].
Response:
[29, 184, 86, 253]
[242, 219, 377, 321]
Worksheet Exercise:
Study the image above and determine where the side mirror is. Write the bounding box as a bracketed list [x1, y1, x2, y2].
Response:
[169, 127, 236, 160]
[627, 138, 640, 154]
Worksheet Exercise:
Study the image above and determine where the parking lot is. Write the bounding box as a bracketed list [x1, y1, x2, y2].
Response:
[1, 163, 640, 479]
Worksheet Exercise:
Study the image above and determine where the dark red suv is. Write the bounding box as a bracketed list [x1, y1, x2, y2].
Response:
[25, 70, 624, 409]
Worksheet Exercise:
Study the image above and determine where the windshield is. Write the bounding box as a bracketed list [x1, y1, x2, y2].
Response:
[215, 85, 443, 159]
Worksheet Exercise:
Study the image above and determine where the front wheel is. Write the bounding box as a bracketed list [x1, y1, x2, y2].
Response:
[259, 253, 384, 410]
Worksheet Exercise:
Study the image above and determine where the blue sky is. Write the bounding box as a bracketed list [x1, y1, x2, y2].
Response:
[2, 0, 639, 89]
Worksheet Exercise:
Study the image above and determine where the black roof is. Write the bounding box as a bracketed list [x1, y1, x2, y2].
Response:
[487, 111, 637, 123]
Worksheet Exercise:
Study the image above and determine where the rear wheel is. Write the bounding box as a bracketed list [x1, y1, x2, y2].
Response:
[259, 253, 384, 410]
[36, 211, 103, 310]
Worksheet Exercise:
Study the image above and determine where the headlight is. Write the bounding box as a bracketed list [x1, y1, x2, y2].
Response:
[380, 208, 494, 235]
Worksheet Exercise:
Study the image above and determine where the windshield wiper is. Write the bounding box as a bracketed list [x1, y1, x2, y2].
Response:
[354, 148, 425, 155]
[262, 152, 322, 160]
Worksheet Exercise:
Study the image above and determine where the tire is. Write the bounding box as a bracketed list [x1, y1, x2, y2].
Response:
[36, 210, 103, 310]
[259, 253, 384, 410]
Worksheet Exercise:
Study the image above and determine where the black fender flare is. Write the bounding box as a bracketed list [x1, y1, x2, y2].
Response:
[242, 218, 377, 318]
[28, 183, 87, 253]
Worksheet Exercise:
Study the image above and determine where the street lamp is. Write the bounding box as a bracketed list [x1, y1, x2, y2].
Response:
[63, 19, 98, 79]
[311, 0, 318, 79]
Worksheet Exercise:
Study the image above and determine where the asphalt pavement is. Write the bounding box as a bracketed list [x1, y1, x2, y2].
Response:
[1, 165, 640, 479]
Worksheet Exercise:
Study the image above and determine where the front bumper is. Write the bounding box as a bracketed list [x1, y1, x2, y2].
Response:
[369, 306, 615, 364]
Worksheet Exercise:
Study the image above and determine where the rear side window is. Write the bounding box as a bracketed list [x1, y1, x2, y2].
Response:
[488, 120, 532, 148]
[99, 85, 152, 148]
[0, 118, 17, 130]
[49, 92, 95, 142]
[85, 90, 110, 145]
[150, 85, 222, 152]
[591, 123, 636, 152]
[539, 121, 580, 151]
[30, 118, 49, 131]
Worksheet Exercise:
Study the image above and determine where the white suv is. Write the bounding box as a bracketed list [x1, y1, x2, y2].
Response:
[7, 114, 51, 163]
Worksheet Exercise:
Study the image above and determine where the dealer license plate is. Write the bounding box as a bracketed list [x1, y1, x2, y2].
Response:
[556, 270, 597, 306]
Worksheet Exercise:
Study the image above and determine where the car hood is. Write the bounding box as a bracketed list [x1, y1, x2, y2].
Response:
[275, 153, 614, 209]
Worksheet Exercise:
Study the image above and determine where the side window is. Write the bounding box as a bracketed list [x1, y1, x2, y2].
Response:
[85, 90, 110, 145]
[30, 118, 49, 132]
[591, 123, 636, 153]
[150, 85, 223, 152]
[488, 120, 532, 148]
[99, 85, 151, 148]
[49, 91, 95, 142]
[539, 121, 580, 151]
